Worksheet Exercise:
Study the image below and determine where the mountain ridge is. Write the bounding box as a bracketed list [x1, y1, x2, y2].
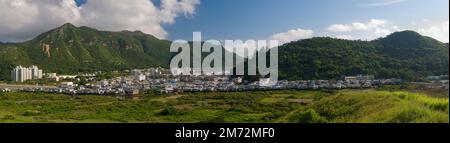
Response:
[277, 31, 448, 81]
[1, 24, 448, 81]
[0, 23, 173, 80]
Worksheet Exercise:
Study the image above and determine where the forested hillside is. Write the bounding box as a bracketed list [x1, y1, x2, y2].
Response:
[0, 23, 172, 80]
[1, 24, 448, 81]
[278, 31, 449, 80]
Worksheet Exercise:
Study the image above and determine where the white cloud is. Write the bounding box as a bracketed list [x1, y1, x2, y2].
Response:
[327, 24, 353, 32]
[327, 19, 399, 41]
[327, 19, 449, 42]
[352, 22, 369, 31]
[269, 28, 314, 44]
[335, 35, 355, 40]
[0, 0, 81, 42]
[359, 0, 408, 7]
[224, 28, 314, 57]
[0, 0, 200, 42]
[413, 20, 449, 43]
[327, 19, 390, 32]
[159, 0, 199, 24]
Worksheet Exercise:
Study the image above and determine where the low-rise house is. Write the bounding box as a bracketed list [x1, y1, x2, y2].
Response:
[60, 82, 75, 88]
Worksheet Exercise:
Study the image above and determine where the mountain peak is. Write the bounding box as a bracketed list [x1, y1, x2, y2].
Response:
[60, 23, 77, 28]
[45, 23, 79, 38]
[121, 30, 147, 36]
[44, 23, 76, 34]
[377, 30, 444, 46]
[385, 30, 422, 39]
[54, 23, 78, 32]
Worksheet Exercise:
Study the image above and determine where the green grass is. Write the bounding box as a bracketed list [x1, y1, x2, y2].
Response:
[306, 90, 449, 123]
[0, 89, 448, 123]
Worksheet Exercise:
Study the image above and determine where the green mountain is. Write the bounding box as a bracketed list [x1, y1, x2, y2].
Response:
[278, 31, 449, 81]
[1, 24, 448, 81]
[0, 23, 172, 80]
[0, 23, 241, 80]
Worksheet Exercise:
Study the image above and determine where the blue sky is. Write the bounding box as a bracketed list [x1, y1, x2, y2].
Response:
[75, 0, 87, 6]
[1, 0, 448, 42]
[160, 0, 449, 42]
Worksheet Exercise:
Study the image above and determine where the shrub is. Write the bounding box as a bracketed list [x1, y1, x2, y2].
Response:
[2, 115, 16, 120]
[158, 106, 181, 116]
[290, 109, 328, 123]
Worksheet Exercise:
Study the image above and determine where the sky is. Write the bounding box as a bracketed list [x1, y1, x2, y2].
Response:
[0, 0, 448, 43]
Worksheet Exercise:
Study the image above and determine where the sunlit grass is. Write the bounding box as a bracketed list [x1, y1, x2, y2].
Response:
[0, 89, 448, 123]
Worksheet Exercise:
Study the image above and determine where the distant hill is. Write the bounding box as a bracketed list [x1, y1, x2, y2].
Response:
[1, 24, 448, 81]
[0, 23, 173, 80]
[0, 23, 241, 80]
[278, 31, 449, 81]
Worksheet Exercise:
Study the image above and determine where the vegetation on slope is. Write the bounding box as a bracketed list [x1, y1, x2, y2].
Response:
[0, 23, 172, 80]
[0, 89, 447, 123]
[0, 24, 241, 80]
[278, 31, 449, 81]
[306, 90, 448, 123]
[1, 25, 448, 81]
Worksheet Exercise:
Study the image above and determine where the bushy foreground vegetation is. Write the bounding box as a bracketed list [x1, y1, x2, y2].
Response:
[0, 89, 448, 123]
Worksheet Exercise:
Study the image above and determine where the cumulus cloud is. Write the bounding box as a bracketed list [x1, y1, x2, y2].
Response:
[327, 24, 353, 32]
[159, 0, 199, 24]
[0, 0, 200, 42]
[335, 35, 355, 40]
[0, 0, 81, 42]
[327, 19, 399, 40]
[413, 20, 449, 43]
[327, 19, 389, 32]
[223, 28, 314, 57]
[326, 19, 449, 42]
[269, 28, 314, 44]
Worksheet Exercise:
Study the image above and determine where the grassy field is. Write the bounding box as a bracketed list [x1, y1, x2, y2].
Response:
[0, 89, 448, 123]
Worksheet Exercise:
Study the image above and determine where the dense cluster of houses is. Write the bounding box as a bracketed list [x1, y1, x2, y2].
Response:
[1, 67, 414, 97]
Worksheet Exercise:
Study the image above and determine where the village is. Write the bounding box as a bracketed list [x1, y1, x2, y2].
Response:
[3, 66, 448, 98]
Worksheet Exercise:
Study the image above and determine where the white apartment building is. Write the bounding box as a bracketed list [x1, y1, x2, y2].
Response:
[30, 65, 43, 79]
[136, 74, 146, 81]
[11, 65, 43, 82]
